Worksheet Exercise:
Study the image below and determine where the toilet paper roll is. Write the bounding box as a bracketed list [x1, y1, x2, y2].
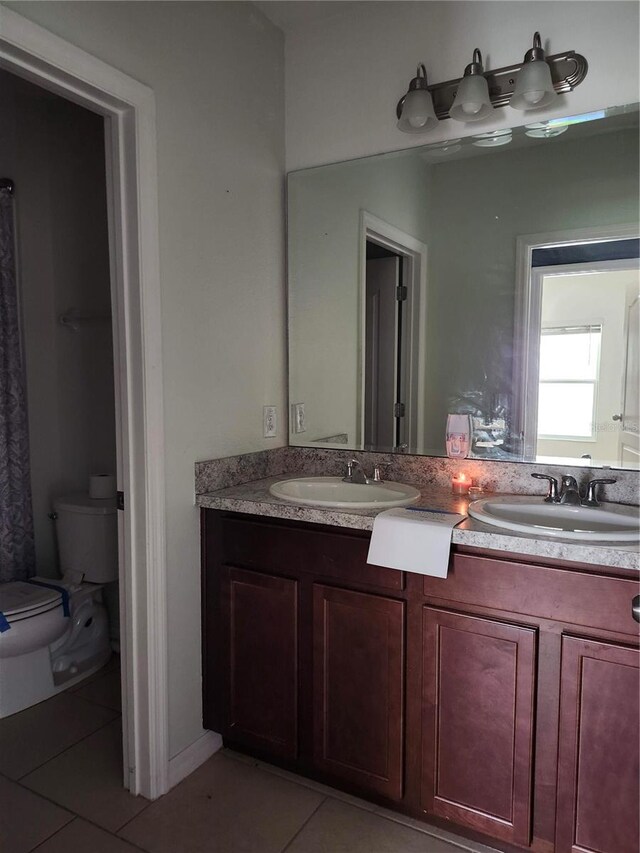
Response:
[89, 474, 116, 499]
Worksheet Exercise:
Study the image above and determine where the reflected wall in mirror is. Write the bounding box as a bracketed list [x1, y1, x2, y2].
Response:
[287, 105, 640, 469]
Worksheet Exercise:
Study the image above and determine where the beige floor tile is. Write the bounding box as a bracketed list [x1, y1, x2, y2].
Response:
[0, 692, 119, 779]
[249, 756, 377, 813]
[21, 720, 148, 832]
[33, 817, 148, 853]
[373, 806, 500, 852]
[285, 797, 470, 853]
[119, 752, 324, 853]
[0, 775, 74, 853]
[73, 669, 122, 711]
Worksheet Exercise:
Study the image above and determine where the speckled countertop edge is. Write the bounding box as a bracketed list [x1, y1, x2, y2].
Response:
[196, 475, 640, 572]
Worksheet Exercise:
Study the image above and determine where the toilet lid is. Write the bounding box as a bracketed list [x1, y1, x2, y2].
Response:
[0, 581, 62, 619]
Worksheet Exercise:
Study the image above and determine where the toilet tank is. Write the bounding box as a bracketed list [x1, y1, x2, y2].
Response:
[53, 493, 118, 583]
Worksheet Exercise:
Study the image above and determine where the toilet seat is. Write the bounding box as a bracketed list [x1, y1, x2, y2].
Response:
[0, 582, 62, 624]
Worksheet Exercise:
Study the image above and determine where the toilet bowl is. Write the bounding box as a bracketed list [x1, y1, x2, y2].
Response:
[0, 492, 118, 719]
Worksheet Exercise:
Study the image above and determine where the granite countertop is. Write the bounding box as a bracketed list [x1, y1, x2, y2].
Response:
[196, 474, 640, 572]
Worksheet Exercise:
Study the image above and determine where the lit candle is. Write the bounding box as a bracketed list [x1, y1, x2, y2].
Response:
[451, 473, 471, 496]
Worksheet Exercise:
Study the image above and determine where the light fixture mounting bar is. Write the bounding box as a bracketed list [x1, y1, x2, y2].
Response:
[396, 51, 588, 121]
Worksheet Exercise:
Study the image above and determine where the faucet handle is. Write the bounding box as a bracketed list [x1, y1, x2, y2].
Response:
[343, 460, 355, 482]
[583, 477, 616, 507]
[372, 465, 386, 483]
[531, 473, 560, 503]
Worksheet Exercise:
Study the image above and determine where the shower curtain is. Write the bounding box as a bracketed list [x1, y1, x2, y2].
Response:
[0, 183, 36, 582]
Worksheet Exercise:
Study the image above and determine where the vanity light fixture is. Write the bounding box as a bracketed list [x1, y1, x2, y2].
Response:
[396, 32, 587, 133]
[396, 64, 438, 133]
[510, 32, 557, 110]
[449, 49, 493, 122]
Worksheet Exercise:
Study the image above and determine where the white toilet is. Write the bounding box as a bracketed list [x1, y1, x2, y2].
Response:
[0, 493, 118, 719]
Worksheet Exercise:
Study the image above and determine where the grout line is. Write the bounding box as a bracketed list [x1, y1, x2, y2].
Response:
[11, 772, 153, 853]
[279, 795, 327, 853]
[15, 715, 121, 781]
[27, 815, 78, 853]
[28, 814, 153, 853]
[113, 798, 154, 834]
[231, 755, 498, 853]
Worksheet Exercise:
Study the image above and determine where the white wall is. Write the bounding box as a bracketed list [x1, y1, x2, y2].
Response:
[5, 1, 286, 759]
[284, 1, 640, 170]
[0, 70, 115, 577]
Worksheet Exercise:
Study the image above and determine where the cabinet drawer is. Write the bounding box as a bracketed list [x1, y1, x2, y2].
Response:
[219, 514, 404, 591]
[423, 553, 640, 635]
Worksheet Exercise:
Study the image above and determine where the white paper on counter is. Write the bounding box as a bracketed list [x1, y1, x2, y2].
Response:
[367, 507, 466, 578]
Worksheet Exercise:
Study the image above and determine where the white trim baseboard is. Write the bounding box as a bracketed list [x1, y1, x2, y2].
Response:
[168, 731, 223, 790]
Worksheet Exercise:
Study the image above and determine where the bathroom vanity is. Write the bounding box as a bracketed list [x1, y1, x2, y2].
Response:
[199, 484, 639, 853]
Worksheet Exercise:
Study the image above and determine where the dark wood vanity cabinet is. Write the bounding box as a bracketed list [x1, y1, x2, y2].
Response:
[219, 566, 299, 758]
[202, 510, 640, 853]
[421, 607, 536, 846]
[555, 637, 639, 853]
[313, 583, 405, 800]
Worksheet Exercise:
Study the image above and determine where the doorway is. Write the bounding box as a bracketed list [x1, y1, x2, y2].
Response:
[359, 212, 428, 453]
[0, 6, 168, 798]
[364, 242, 407, 450]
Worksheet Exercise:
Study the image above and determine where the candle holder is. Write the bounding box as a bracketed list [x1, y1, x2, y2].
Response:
[451, 474, 471, 496]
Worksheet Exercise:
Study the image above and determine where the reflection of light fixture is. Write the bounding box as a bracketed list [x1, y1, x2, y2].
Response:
[450, 49, 493, 122]
[472, 129, 513, 147]
[396, 64, 438, 133]
[525, 121, 569, 138]
[511, 32, 557, 110]
[395, 34, 587, 134]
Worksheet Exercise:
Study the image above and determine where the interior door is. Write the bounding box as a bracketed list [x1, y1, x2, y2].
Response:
[618, 292, 640, 467]
[365, 257, 400, 449]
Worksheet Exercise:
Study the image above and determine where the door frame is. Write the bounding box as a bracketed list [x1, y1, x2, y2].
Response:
[359, 211, 428, 452]
[512, 224, 639, 461]
[0, 7, 168, 798]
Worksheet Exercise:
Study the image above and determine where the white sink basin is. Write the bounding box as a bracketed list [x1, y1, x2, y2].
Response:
[468, 496, 640, 541]
[269, 476, 420, 509]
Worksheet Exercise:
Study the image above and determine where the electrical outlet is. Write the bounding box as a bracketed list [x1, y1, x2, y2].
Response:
[292, 402, 306, 434]
[263, 406, 277, 438]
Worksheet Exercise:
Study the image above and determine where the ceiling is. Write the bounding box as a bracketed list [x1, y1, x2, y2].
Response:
[253, 1, 365, 32]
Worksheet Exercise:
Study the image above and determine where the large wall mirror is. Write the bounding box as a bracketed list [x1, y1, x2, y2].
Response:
[287, 104, 640, 469]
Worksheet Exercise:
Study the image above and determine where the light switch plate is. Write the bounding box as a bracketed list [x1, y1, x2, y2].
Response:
[263, 406, 277, 438]
[292, 402, 306, 433]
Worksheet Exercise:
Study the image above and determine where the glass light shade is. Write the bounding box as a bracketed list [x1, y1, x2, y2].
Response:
[511, 60, 557, 110]
[450, 74, 493, 122]
[397, 89, 437, 133]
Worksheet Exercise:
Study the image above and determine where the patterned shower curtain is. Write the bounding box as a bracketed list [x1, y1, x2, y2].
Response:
[0, 184, 36, 582]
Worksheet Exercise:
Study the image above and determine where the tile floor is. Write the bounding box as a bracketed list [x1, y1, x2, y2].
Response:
[0, 659, 499, 852]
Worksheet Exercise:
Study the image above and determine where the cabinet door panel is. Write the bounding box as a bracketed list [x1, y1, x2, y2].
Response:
[222, 566, 298, 758]
[556, 636, 639, 853]
[313, 584, 404, 800]
[422, 607, 536, 846]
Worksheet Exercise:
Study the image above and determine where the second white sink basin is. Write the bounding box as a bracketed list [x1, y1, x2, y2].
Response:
[468, 496, 640, 541]
[269, 476, 420, 509]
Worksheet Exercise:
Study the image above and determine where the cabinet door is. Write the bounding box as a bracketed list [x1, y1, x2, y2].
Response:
[556, 636, 639, 853]
[422, 607, 536, 846]
[313, 584, 405, 800]
[221, 566, 298, 758]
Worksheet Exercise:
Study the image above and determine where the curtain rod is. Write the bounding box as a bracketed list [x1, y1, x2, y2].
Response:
[0, 178, 14, 194]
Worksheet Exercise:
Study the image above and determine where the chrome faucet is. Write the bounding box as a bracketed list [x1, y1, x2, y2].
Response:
[343, 459, 369, 484]
[559, 476, 581, 505]
[531, 473, 617, 507]
[342, 459, 384, 485]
